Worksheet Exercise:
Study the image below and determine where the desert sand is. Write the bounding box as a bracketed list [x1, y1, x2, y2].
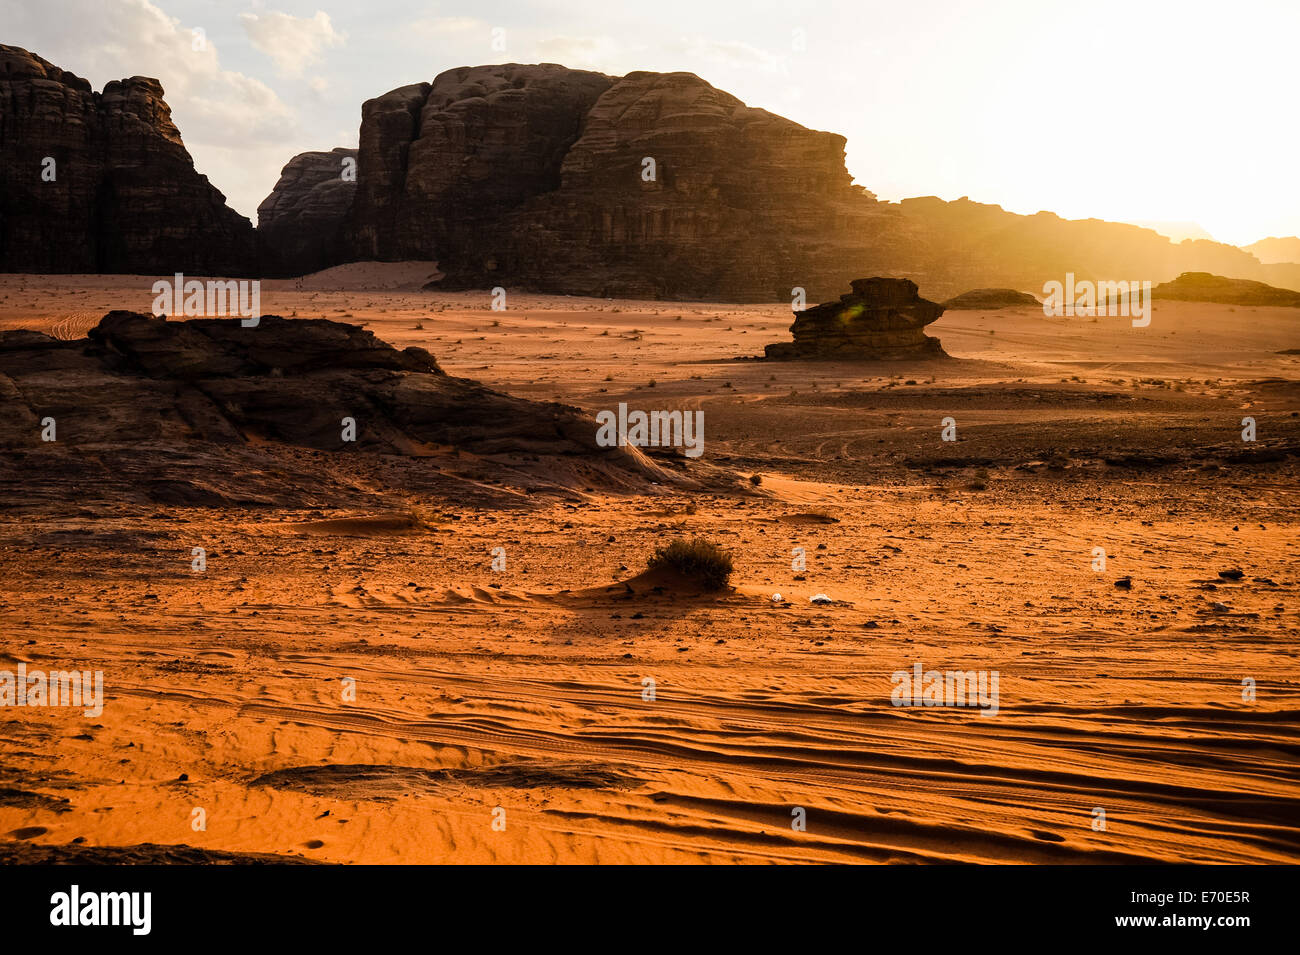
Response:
[1, 264, 1297, 864]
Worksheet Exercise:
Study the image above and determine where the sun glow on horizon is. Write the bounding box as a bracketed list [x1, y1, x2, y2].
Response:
[3, 0, 1296, 247]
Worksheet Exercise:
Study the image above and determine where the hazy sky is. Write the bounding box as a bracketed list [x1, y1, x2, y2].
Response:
[4, 0, 1297, 247]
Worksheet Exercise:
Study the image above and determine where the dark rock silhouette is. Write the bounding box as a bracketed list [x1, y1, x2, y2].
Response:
[0, 313, 702, 508]
[345, 64, 614, 267]
[0, 44, 256, 275]
[1148, 272, 1300, 307]
[943, 288, 1040, 309]
[267, 64, 1300, 300]
[6, 42, 1300, 301]
[257, 148, 358, 276]
[332, 64, 907, 302]
[765, 278, 946, 360]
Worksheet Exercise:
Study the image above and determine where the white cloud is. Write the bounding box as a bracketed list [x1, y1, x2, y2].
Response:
[675, 35, 789, 75]
[239, 10, 345, 77]
[532, 35, 624, 72]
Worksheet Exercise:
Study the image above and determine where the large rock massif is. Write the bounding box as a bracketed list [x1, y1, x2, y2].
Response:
[311, 64, 912, 302]
[1244, 237, 1300, 266]
[256, 148, 358, 277]
[891, 197, 1300, 302]
[765, 278, 946, 360]
[0, 44, 256, 275]
[429, 68, 907, 302]
[345, 65, 614, 270]
[263, 63, 1300, 301]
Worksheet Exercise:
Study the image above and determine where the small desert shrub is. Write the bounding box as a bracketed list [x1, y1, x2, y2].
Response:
[647, 538, 734, 591]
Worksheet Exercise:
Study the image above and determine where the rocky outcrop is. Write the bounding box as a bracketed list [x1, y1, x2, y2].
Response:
[346, 64, 615, 264]
[257, 148, 358, 276]
[0, 44, 256, 276]
[0, 312, 700, 509]
[312, 65, 909, 302]
[476, 70, 905, 301]
[943, 288, 1040, 309]
[765, 278, 946, 360]
[1149, 272, 1300, 307]
[6, 43, 1300, 303]
[250, 64, 1300, 301]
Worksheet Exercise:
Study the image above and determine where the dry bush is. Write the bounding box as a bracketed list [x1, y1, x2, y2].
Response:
[647, 538, 734, 591]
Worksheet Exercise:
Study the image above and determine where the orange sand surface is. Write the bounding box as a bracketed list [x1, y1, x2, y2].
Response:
[1, 265, 1297, 863]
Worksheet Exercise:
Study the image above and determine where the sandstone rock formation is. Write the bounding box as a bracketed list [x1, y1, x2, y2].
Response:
[321, 64, 909, 302]
[943, 288, 1040, 309]
[257, 148, 358, 276]
[1148, 272, 1300, 307]
[764, 278, 946, 360]
[477, 70, 906, 301]
[278, 63, 1300, 302]
[894, 197, 1300, 300]
[10, 42, 1298, 303]
[0, 313, 699, 509]
[0, 44, 256, 276]
[346, 64, 614, 265]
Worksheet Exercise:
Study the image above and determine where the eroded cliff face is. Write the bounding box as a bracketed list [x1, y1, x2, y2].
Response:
[256, 63, 1300, 300]
[345, 64, 615, 264]
[319, 64, 908, 302]
[0, 44, 257, 276]
[257, 148, 358, 277]
[467, 70, 911, 302]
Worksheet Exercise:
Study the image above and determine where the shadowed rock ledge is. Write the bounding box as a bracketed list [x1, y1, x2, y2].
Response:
[764, 278, 947, 360]
[0, 313, 711, 509]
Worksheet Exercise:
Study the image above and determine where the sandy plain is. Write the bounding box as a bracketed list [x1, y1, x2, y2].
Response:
[0, 264, 1297, 864]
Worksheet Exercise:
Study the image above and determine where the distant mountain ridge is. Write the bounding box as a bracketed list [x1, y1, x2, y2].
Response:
[1127, 220, 1217, 243]
[1243, 236, 1300, 266]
